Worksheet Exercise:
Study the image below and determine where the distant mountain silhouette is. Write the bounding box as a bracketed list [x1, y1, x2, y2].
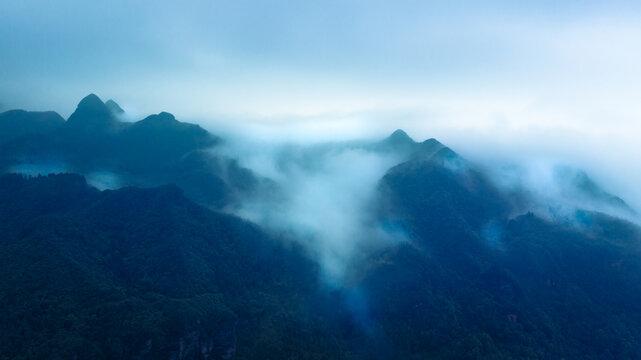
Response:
[105, 99, 124, 115]
[3, 95, 641, 359]
[121, 111, 213, 160]
[0, 94, 260, 208]
[0, 109, 64, 144]
[5, 96, 631, 216]
[555, 166, 635, 215]
[66, 93, 120, 132]
[379, 128, 415, 149]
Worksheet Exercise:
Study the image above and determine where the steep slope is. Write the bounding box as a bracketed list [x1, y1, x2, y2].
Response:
[4, 103, 641, 359]
[358, 209, 641, 359]
[105, 99, 125, 116]
[359, 142, 641, 359]
[65, 93, 120, 132]
[0, 174, 350, 360]
[556, 166, 636, 215]
[379, 142, 508, 240]
[0, 95, 261, 208]
[373, 129, 418, 156]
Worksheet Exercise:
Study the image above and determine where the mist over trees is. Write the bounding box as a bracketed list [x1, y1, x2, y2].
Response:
[1, 95, 641, 359]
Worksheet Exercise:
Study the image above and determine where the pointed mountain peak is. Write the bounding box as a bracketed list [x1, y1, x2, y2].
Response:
[377, 129, 416, 153]
[77, 93, 105, 110]
[411, 138, 447, 162]
[386, 129, 414, 144]
[67, 94, 116, 130]
[105, 99, 124, 115]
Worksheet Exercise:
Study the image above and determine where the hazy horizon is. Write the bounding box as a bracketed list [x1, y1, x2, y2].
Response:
[4, 4, 641, 357]
[2, 0, 641, 211]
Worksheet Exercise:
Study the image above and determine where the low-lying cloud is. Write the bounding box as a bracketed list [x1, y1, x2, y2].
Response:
[218, 139, 407, 285]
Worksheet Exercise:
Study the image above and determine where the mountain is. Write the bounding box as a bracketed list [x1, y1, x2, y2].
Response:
[556, 166, 636, 215]
[105, 99, 125, 116]
[362, 144, 641, 359]
[380, 143, 507, 232]
[119, 111, 214, 167]
[0, 94, 261, 208]
[0, 109, 64, 144]
[376, 129, 416, 154]
[0, 173, 354, 359]
[359, 208, 641, 359]
[66, 93, 120, 132]
[4, 148, 641, 359]
[3, 96, 641, 359]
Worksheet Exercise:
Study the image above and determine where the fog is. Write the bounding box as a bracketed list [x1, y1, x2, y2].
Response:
[10, 162, 122, 190]
[3, 0, 640, 218]
[3, 0, 641, 287]
[5, 91, 640, 284]
[3, 3, 641, 354]
[199, 106, 641, 222]
[217, 138, 408, 284]
[196, 109, 639, 284]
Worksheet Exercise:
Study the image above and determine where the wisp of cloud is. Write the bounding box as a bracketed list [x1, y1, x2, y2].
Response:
[219, 138, 407, 285]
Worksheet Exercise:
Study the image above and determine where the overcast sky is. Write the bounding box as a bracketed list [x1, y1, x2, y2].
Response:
[2, 0, 641, 208]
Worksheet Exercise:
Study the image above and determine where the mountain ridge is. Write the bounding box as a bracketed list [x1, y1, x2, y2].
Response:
[66, 93, 119, 131]
[1, 94, 635, 219]
[1, 90, 641, 357]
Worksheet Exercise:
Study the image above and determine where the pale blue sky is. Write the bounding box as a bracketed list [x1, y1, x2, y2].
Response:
[2, 1, 641, 208]
[2, 1, 640, 117]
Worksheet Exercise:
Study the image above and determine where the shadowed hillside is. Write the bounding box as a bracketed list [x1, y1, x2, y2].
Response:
[2, 98, 641, 359]
[0, 95, 262, 208]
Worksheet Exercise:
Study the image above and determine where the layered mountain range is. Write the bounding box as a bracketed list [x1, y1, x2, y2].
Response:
[1, 95, 641, 359]
[0, 94, 257, 209]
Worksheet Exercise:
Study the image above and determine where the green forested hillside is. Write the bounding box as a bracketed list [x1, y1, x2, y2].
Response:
[0, 174, 351, 360]
[364, 146, 641, 359]
[3, 104, 641, 359]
